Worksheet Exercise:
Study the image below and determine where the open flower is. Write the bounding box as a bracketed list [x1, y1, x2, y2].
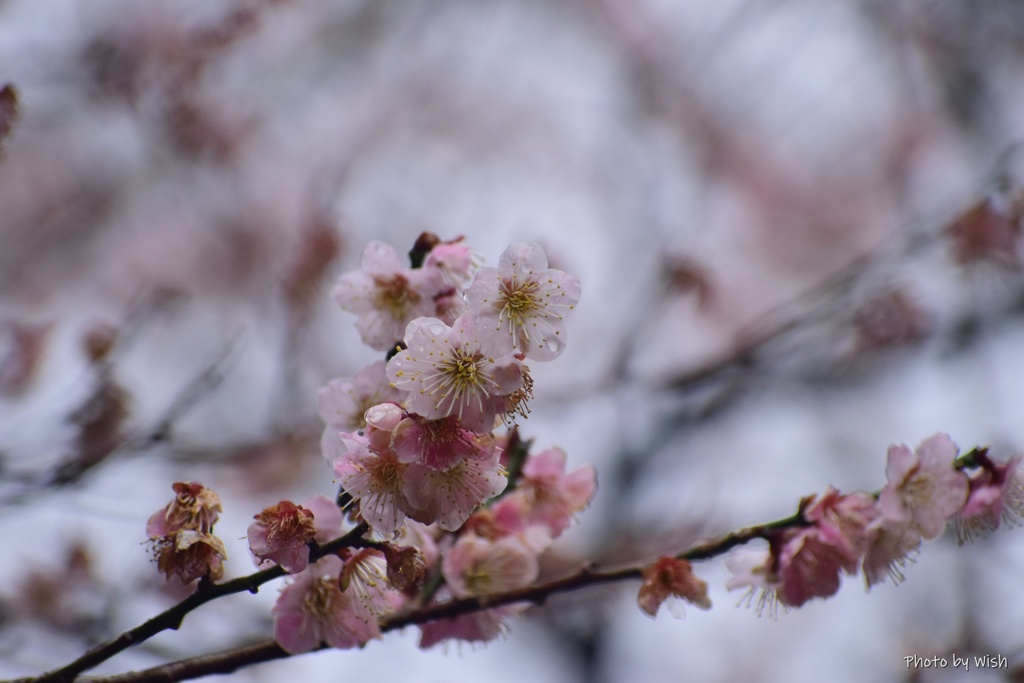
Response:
[957, 452, 1024, 543]
[879, 433, 969, 540]
[332, 241, 447, 351]
[442, 533, 539, 598]
[316, 360, 406, 431]
[272, 555, 381, 654]
[505, 446, 597, 538]
[331, 433, 412, 537]
[466, 242, 581, 360]
[391, 415, 495, 470]
[403, 452, 507, 532]
[386, 315, 523, 433]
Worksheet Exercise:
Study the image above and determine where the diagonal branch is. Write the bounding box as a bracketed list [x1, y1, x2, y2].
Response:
[23, 522, 370, 683]
[33, 513, 807, 683]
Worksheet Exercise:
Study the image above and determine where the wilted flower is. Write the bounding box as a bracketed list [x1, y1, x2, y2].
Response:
[151, 530, 227, 584]
[637, 556, 711, 617]
[146, 481, 222, 537]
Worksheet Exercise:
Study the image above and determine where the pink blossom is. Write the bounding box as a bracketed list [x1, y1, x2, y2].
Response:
[419, 603, 514, 649]
[775, 526, 852, 607]
[302, 493, 344, 544]
[332, 435, 412, 537]
[316, 361, 406, 431]
[363, 401, 404, 453]
[475, 497, 554, 554]
[466, 242, 581, 361]
[386, 315, 523, 432]
[862, 518, 921, 588]
[879, 434, 969, 540]
[146, 481, 221, 537]
[442, 533, 539, 598]
[402, 452, 507, 531]
[272, 555, 381, 654]
[957, 452, 1024, 543]
[802, 487, 878, 570]
[391, 415, 495, 469]
[512, 447, 597, 538]
[725, 547, 781, 618]
[247, 500, 316, 573]
[340, 548, 405, 615]
[332, 241, 447, 351]
[637, 556, 711, 617]
[424, 240, 482, 289]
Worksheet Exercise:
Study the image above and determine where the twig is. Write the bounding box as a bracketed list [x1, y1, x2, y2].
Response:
[22, 523, 370, 683]
[16, 514, 804, 683]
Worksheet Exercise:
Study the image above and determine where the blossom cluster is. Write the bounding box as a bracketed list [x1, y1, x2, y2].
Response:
[269, 235, 590, 652]
[146, 481, 227, 584]
[703, 434, 1024, 617]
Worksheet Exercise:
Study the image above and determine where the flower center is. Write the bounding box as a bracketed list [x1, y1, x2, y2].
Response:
[500, 281, 539, 322]
[373, 274, 419, 319]
[439, 350, 484, 396]
[302, 576, 338, 620]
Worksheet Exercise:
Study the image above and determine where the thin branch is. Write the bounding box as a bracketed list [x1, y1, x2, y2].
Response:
[30, 514, 806, 683]
[23, 523, 370, 683]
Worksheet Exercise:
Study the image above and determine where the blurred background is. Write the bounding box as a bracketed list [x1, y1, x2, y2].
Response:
[2, 0, 1024, 681]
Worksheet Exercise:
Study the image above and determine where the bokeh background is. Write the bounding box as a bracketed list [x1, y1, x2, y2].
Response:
[3, 1, 1024, 681]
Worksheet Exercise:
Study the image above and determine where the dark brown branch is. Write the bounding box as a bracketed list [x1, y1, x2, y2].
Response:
[24, 522, 369, 683]
[40, 514, 806, 683]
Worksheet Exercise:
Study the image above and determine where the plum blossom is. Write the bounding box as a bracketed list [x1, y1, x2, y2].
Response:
[497, 446, 597, 538]
[402, 453, 507, 532]
[775, 526, 854, 608]
[272, 555, 381, 654]
[340, 548, 405, 616]
[391, 415, 495, 470]
[332, 241, 447, 351]
[316, 360, 406, 431]
[146, 481, 221, 537]
[247, 500, 317, 573]
[302, 493, 345, 544]
[802, 487, 878, 566]
[442, 533, 539, 598]
[879, 433, 969, 540]
[862, 518, 921, 588]
[637, 557, 711, 617]
[725, 547, 781, 618]
[386, 315, 523, 433]
[151, 530, 227, 584]
[424, 239, 483, 289]
[957, 451, 1024, 543]
[331, 433, 412, 537]
[418, 589, 520, 648]
[466, 242, 581, 361]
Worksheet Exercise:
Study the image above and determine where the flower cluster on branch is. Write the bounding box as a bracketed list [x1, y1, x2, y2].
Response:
[17, 235, 1024, 683]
